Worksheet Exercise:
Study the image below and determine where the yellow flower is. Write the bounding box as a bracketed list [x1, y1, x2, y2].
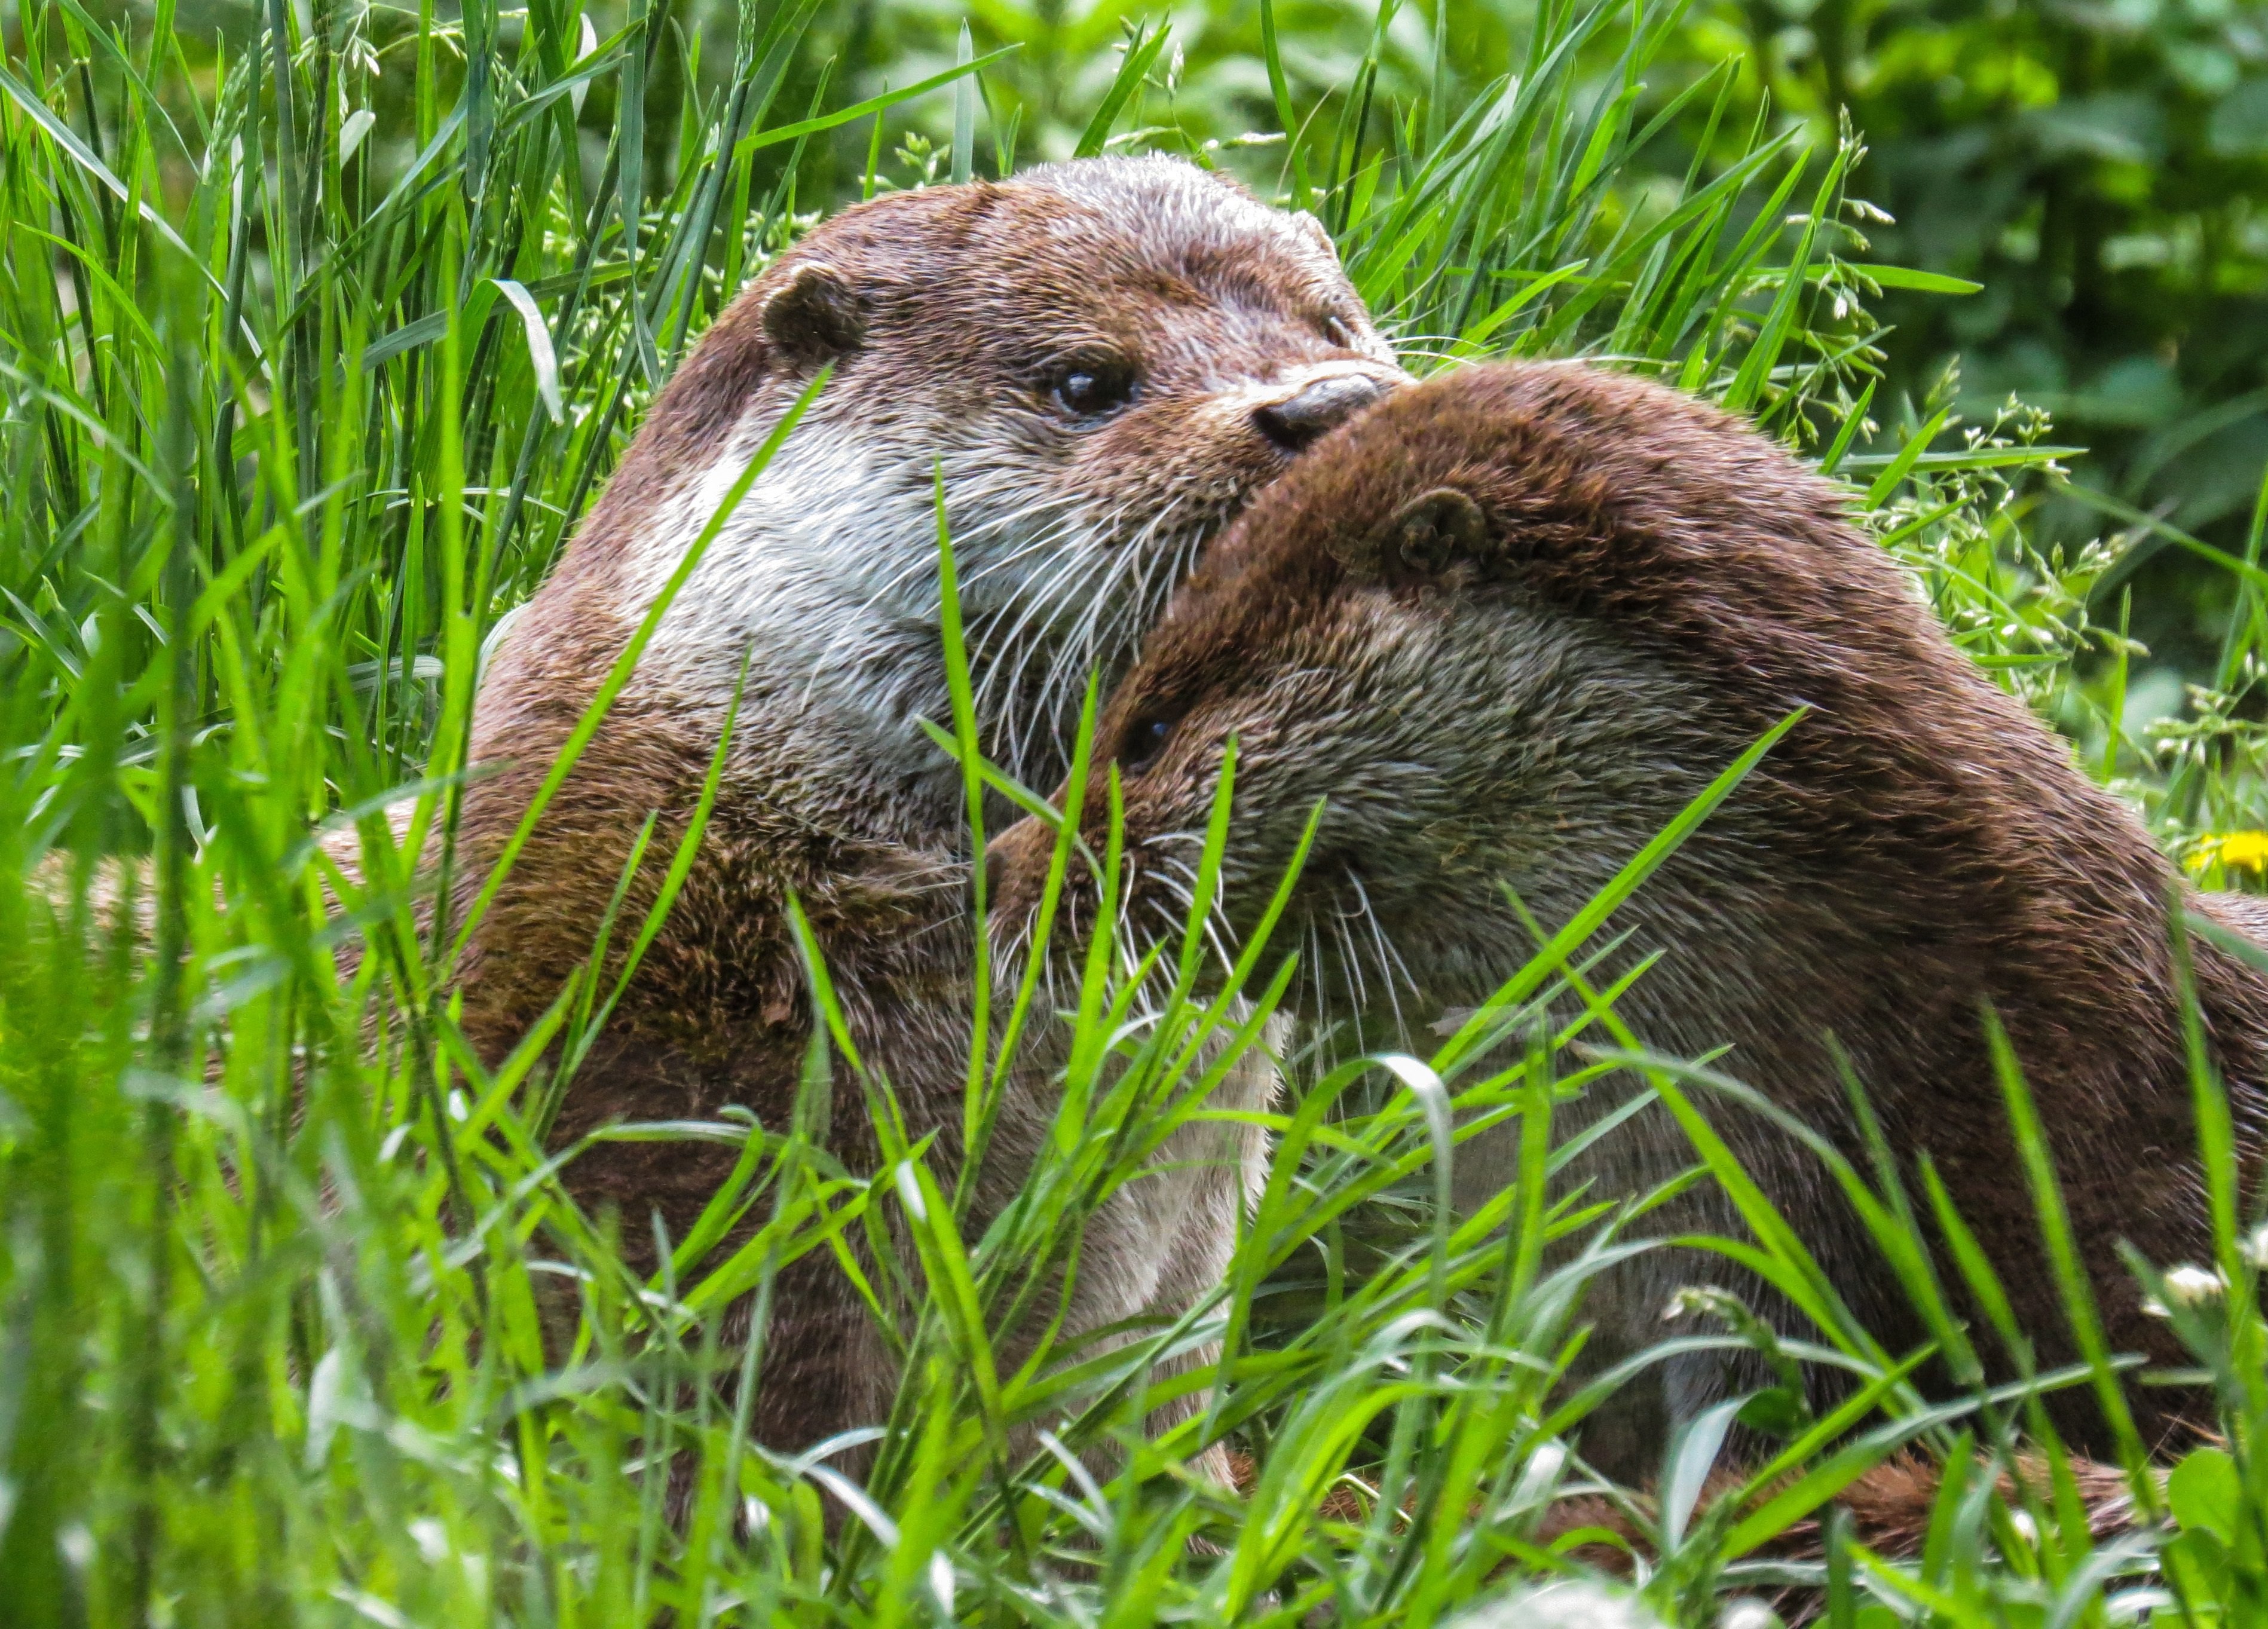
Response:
[2193, 831, 2268, 874]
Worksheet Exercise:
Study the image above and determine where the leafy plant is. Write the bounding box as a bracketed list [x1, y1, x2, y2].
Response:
[1736, 0, 2268, 689]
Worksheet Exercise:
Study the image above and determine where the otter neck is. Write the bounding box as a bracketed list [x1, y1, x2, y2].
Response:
[633, 422, 1070, 847]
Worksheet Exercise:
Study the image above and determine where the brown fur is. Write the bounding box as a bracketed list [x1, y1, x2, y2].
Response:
[396, 159, 1403, 1462]
[1529, 1450, 2146, 1602]
[990, 360, 2268, 1501]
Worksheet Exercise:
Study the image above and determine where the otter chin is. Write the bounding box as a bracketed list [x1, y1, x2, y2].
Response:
[988, 359, 2268, 1478]
[427, 157, 1403, 1464]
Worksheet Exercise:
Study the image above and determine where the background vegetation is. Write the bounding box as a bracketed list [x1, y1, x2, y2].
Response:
[558, 0, 2268, 686]
[7, 0, 2268, 1624]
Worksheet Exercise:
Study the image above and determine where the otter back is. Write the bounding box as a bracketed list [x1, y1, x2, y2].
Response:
[993, 359, 2268, 1472]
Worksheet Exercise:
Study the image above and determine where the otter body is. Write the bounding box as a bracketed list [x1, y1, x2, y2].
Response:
[990, 360, 2268, 1468]
[445, 158, 1401, 1457]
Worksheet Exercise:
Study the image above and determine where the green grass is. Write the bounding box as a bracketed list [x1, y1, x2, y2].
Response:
[8, 0, 2268, 1623]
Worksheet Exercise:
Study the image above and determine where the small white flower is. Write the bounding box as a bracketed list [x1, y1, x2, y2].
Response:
[2166, 1264, 2225, 1305]
[2007, 1509, 2039, 1548]
[409, 1517, 449, 1563]
[2143, 1264, 2226, 1316]
[1719, 1600, 1782, 1629]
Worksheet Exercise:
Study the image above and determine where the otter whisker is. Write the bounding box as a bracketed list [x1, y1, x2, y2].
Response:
[963, 524, 1092, 675]
[1016, 599, 1131, 769]
[1152, 883, 1199, 927]
[1149, 861, 1196, 903]
[955, 492, 1085, 580]
[1152, 861, 1240, 981]
[1130, 492, 1208, 614]
[1150, 850, 1203, 893]
[1196, 913, 1239, 983]
[1345, 868, 1407, 1042]
[1330, 902, 1370, 1015]
[1046, 522, 1152, 676]
[1116, 489, 1196, 608]
[1036, 488, 1195, 711]
[980, 534, 1120, 766]
[960, 525, 1084, 608]
[953, 491, 1086, 600]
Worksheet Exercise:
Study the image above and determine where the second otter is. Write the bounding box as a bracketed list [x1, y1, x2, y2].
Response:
[988, 360, 2268, 1465]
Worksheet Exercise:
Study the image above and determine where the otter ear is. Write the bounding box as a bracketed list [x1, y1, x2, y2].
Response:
[1377, 487, 1490, 577]
[762, 262, 865, 366]
[1293, 210, 1340, 262]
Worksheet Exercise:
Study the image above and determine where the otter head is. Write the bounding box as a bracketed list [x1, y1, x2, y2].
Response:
[550, 155, 1407, 826]
[988, 361, 1970, 1031]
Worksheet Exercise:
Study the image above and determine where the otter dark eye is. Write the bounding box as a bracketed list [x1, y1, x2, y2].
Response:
[1051, 359, 1137, 418]
[1121, 713, 1175, 772]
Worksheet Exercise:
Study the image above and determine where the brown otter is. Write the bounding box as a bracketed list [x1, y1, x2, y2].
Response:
[987, 359, 2268, 1480]
[400, 157, 1403, 1462]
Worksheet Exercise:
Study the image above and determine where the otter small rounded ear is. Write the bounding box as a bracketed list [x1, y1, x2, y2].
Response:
[1382, 487, 1489, 576]
[761, 262, 865, 365]
[1293, 210, 1340, 261]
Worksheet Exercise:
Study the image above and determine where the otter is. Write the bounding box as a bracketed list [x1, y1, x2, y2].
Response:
[414, 158, 1403, 1460]
[987, 360, 2268, 1480]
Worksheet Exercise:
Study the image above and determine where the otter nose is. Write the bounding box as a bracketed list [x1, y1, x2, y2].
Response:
[1253, 373, 1388, 452]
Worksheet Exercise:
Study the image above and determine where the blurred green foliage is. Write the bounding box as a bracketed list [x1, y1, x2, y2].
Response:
[1734, 0, 2268, 673]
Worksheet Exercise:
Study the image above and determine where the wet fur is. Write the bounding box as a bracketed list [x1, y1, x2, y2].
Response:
[990, 360, 2268, 1492]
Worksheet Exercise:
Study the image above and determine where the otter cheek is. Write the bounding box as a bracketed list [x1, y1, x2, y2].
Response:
[1171, 387, 1314, 500]
[1058, 398, 1262, 548]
